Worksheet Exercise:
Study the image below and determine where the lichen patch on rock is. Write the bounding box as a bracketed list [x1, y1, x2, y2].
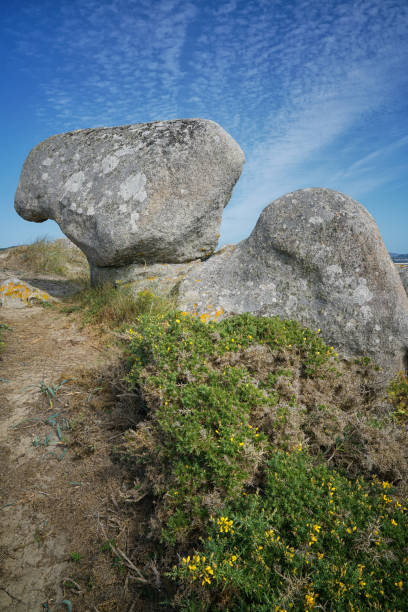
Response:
[0, 278, 51, 308]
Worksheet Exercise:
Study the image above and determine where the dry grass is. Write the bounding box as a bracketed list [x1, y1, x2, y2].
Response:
[70, 285, 177, 330]
[5, 237, 88, 279]
[217, 343, 408, 495]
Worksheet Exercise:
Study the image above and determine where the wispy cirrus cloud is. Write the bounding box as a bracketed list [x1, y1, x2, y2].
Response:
[4, 0, 408, 247]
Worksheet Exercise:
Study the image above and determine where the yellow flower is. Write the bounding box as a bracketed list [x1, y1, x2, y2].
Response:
[305, 592, 316, 609]
[391, 518, 398, 526]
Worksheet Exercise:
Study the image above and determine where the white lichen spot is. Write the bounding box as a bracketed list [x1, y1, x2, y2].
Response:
[116, 146, 138, 157]
[42, 157, 53, 166]
[326, 264, 343, 281]
[64, 171, 85, 193]
[86, 206, 95, 216]
[352, 278, 373, 306]
[119, 173, 147, 202]
[41, 173, 49, 180]
[102, 155, 119, 174]
[70, 203, 77, 211]
[130, 211, 140, 232]
[309, 216, 323, 225]
[361, 304, 372, 321]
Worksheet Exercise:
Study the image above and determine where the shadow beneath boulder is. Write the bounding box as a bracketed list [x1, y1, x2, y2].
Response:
[21, 276, 83, 298]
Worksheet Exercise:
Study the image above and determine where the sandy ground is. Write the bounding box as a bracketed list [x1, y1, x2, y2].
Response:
[0, 272, 158, 611]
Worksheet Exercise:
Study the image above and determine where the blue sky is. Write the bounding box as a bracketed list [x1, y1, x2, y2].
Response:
[1, 0, 407, 252]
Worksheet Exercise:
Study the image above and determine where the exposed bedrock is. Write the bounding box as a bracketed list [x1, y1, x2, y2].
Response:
[177, 188, 408, 377]
[14, 119, 245, 267]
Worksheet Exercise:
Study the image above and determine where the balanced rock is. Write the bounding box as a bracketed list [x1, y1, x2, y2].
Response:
[14, 119, 244, 267]
[178, 188, 408, 376]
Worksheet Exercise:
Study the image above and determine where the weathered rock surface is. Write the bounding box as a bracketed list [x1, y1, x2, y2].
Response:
[177, 188, 408, 376]
[90, 259, 202, 296]
[397, 265, 408, 295]
[15, 119, 244, 267]
[0, 278, 52, 308]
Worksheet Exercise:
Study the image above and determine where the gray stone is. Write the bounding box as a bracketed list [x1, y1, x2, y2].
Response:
[0, 278, 53, 308]
[14, 119, 244, 267]
[397, 265, 408, 295]
[90, 258, 202, 296]
[177, 188, 408, 377]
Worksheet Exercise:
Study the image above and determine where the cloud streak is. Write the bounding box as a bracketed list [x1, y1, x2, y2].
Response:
[4, 0, 408, 246]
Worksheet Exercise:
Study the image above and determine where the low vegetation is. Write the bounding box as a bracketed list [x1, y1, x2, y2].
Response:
[6, 237, 88, 278]
[70, 284, 177, 329]
[120, 304, 408, 610]
[0, 322, 7, 353]
[3, 254, 408, 609]
[55, 282, 408, 609]
[388, 371, 408, 424]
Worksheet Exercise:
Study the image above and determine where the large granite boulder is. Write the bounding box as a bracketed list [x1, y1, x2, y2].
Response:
[14, 119, 244, 267]
[178, 188, 408, 376]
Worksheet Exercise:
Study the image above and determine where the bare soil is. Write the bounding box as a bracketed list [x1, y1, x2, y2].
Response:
[0, 272, 163, 611]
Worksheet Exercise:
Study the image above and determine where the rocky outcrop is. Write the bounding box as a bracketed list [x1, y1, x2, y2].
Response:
[177, 188, 408, 376]
[13, 116, 408, 377]
[15, 119, 244, 267]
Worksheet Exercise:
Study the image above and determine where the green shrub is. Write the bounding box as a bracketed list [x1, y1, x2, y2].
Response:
[171, 450, 408, 610]
[388, 371, 408, 422]
[124, 308, 408, 610]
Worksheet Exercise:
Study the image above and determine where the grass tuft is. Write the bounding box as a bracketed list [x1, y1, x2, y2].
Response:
[72, 285, 176, 329]
[7, 237, 88, 278]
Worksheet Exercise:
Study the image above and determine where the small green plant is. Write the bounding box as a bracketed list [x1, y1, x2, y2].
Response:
[39, 379, 69, 406]
[70, 552, 82, 563]
[0, 325, 5, 353]
[388, 371, 408, 422]
[100, 538, 116, 552]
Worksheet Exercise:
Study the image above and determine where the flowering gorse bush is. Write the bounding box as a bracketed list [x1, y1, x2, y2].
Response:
[171, 450, 408, 610]
[125, 305, 408, 610]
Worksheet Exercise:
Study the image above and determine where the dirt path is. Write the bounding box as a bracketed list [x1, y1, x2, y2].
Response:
[0, 299, 150, 611]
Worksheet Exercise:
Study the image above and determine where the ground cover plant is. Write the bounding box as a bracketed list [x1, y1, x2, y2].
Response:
[0, 322, 7, 353]
[123, 306, 408, 610]
[71, 285, 176, 329]
[388, 371, 408, 424]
